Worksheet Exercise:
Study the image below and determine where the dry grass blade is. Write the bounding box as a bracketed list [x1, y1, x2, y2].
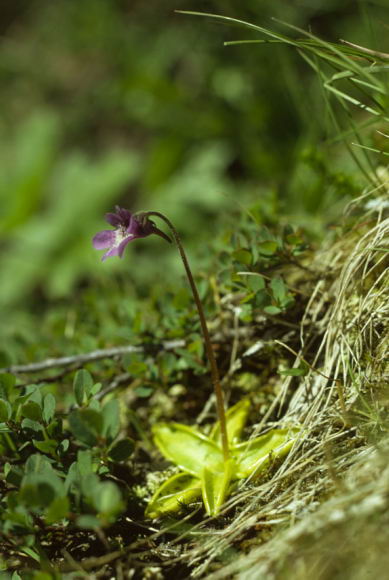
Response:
[177, 200, 389, 579]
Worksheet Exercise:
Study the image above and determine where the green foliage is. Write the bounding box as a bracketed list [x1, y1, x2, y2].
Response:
[0, 111, 139, 309]
[0, 1, 387, 575]
[213, 215, 305, 320]
[1, 0, 380, 363]
[181, 9, 388, 191]
[0, 369, 134, 564]
[73, 369, 94, 406]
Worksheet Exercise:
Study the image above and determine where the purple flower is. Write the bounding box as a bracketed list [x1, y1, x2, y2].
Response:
[93, 206, 170, 261]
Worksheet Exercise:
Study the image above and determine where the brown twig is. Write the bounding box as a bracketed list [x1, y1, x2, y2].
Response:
[0, 340, 185, 375]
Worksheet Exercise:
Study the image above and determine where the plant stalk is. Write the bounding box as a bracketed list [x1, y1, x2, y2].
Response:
[145, 211, 229, 461]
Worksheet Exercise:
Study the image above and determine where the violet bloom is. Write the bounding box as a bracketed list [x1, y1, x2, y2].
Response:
[93, 206, 170, 261]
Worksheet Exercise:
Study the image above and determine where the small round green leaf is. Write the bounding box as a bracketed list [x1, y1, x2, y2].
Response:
[246, 275, 266, 292]
[68, 409, 103, 446]
[33, 439, 58, 455]
[21, 401, 42, 422]
[93, 481, 123, 517]
[270, 276, 287, 303]
[108, 438, 135, 462]
[264, 305, 282, 315]
[45, 496, 70, 524]
[42, 393, 56, 424]
[77, 515, 100, 529]
[258, 240, 278, 255]
[0, 373, 16, 399]
[73, 369, 94, 406]
[101, 399, 120, 441]
[232, 248, 252, 265]
[0, 399, 12, 422]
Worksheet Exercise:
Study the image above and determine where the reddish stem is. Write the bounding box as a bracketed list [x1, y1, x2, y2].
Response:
[144, 211, 229, 461]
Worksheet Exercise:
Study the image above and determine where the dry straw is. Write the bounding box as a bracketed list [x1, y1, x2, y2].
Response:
[180, 190, 388, 579]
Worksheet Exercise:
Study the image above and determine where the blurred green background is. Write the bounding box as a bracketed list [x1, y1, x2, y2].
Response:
[0, 0, 387, 362]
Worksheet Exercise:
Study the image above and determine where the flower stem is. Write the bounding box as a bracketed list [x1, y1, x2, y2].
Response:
[145, 211, 229, 461]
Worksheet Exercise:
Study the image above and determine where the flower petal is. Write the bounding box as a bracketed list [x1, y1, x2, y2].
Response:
[92, 230, 116, 250]
[105, 213, 122, 227]
[116, 206, 132, 225]
[102, 246, 120, 261]
[105, 207, 133, 227]
[117, 234, 134, 257]
[127, 216, 148, 238]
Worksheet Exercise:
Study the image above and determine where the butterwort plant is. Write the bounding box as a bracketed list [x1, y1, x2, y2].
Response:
[93, 206, 230, 461]
[93, 206, 298, 517]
